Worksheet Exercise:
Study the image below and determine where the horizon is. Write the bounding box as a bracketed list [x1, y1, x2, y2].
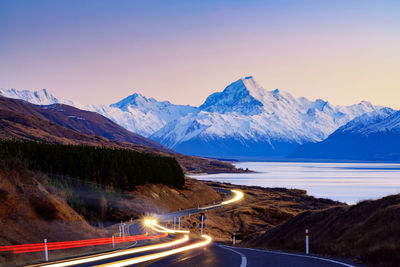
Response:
[1, 0, 399, 108]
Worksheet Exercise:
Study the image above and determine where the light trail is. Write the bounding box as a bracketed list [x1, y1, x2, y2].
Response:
[199, 189, 244, 210]
[1, 234, 153, 254]
[145, 219, 189, 234]
[27, 232, 187, 267]
[24, 188, 242, 266]
[221, 189, 244, 205]
[95, 235, 212, 267]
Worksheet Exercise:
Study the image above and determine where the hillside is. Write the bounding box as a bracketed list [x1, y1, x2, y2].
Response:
[241, 194, 400, 267]
[292, 108, 400, 161]
[0, 160, 108, 266]
[0, 158, 341, 266]
[0, 96, 241, 174]
[0, 96, 171, 152]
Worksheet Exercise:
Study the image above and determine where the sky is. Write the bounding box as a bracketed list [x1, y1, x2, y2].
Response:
[1, 0, 399, 108]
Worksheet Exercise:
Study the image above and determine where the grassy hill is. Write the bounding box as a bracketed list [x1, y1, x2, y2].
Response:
[242, 193, 400, 267]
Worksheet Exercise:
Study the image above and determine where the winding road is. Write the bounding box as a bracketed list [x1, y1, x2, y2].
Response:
[29, 188, 361, 267]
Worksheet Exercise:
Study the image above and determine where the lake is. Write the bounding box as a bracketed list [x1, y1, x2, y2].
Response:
[189, 162, 400, 204]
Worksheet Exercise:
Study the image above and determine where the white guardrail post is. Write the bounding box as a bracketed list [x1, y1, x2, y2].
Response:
[233, 232, 236, 245]
[305, 229, 309, 254]
[44, 239, 48, 262]
[112, 235, 115, 248]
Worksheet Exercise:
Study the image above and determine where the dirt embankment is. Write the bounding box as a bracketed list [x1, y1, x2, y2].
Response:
[0, 160, 108, 266]
[241, 194, 400, 267]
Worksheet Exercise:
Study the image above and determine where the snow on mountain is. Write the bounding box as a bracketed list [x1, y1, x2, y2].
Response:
[0, 77, 385, 157]
[150, 77, 381, 156]
[292, 109, 400, 161]
[0, 88, 59, 105]
[338, 108, 396, 134]
[107, 93, 198, 136]
[0, 88, 197, 137]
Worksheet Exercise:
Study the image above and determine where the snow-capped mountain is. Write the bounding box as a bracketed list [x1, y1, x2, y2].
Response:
[107, 93, 197, 136]
[0, 77, 384, 157]
[292, 109, 400, 161]
[150, 76, 381, 157]
[0, 88, 196, 137]
[0, 88, 59, 105]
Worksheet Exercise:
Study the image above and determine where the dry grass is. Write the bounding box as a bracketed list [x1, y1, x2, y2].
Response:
[242, 194, 400, 267]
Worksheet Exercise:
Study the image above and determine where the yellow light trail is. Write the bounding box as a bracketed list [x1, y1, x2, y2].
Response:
[31, 234, 186, 267]
[95, 235, 212, 267]
[145, 219, 189, 234]
[199, 189, 244, 210]
[221, 189, 244, 205]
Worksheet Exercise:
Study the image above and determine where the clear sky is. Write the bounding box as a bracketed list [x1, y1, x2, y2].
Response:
[1, 0, 399, 108]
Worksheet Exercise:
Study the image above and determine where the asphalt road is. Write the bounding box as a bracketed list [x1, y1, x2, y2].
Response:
[34, 188, 360, 267]
[144, 243, 360, 267]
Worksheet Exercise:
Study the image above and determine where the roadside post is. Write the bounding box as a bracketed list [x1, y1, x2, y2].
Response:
[120, 222, 126, 241]
[112, 235, 115, 248]
[233, 232, 236, 245]
[305, 229, 309, 254]
[44, 239, 48, 261]
[178, 217, 181, 230]
[199, 213, 206, 236]
[173, 217, 176, 230]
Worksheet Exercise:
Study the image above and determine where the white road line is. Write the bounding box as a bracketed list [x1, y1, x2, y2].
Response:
[232, 246, 356, 267]
[218, 245, 247, 267]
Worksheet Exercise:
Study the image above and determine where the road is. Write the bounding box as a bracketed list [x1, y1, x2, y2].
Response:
[155, 187, 233, 221]
[144, 243, 360, 267]
[31, 188, 360, 267]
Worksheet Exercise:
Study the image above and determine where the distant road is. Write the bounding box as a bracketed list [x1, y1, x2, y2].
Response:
[155, 187, 232, 221]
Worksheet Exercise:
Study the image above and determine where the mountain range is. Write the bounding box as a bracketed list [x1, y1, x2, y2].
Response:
[0, 76, 391, 159]
[292, 108, 400, 161]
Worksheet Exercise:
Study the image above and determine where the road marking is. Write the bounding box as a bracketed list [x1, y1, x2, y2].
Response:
[218, 245, 247, 267]
[232, 246, 356, 267]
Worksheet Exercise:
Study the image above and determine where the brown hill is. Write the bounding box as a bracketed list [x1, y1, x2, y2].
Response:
[0, 160, 107, 266]
[241, 194, 400, 267]
[0, 96, 240, 173]
[0, 96, 171, 152]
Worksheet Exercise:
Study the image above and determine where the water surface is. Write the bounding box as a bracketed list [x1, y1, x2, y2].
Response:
[189, 162, 400, 204]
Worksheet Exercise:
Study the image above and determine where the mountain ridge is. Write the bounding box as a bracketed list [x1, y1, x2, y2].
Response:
[1, 77, 384, 157]
[292, 108, 400, 161]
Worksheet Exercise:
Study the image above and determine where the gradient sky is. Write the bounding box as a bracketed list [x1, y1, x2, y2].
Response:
[1, 0, 399, 108]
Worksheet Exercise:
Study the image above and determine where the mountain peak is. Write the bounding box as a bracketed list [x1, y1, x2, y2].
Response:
[110, 92, 147, 110]
[199, 77, 264, 115]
